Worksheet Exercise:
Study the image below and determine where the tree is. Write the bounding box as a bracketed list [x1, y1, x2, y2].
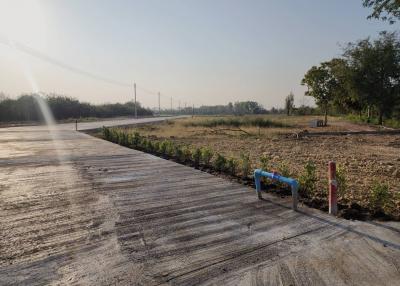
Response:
[343, 32, 400, 125]
[284, 92, 295, 116]
[325, 58, 364, 115]
[301, 62, 340, 125]
[233, 101, 266, 115]
[363, 0, 400, 24]
[0, 93, 154, 122]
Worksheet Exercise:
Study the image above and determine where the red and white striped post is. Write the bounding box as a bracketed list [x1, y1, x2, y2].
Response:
[328, 161, 338, 215]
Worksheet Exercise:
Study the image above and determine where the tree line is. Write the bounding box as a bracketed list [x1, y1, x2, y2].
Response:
[158, 101, 286, 116]
[0, 94, 153, 122]
[299, 2, 400, 126]
[301, 32, 400, 126]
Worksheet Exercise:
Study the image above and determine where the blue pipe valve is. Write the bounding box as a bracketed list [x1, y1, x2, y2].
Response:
[254, 169, 299, 211]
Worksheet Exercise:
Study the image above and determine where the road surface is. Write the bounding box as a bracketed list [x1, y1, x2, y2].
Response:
[0, 120, 399, 285]
[0, 116, 187, 132]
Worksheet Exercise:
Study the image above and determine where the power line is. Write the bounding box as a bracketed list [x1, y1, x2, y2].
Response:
[0, 37, 131, 87]
[135, 85, 158, 96]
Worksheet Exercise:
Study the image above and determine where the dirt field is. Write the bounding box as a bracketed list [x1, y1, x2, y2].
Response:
[117, 115, 400, 219]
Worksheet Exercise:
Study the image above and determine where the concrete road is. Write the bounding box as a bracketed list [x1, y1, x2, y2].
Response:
[0, 125, 399, 285]
[1, 116, 188, 132]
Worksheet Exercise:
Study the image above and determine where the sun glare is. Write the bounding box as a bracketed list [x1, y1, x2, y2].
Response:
[0, 0, 47, 49]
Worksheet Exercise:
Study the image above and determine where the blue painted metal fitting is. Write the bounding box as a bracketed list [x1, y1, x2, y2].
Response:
[254, 169, 299, 210]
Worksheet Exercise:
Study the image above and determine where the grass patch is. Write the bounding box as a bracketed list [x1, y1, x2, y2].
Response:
[346, 114, 400, 129]
[183, 116, 290, 128]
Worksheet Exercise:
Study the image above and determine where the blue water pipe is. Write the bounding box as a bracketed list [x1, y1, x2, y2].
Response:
[254, 169, 299, 210]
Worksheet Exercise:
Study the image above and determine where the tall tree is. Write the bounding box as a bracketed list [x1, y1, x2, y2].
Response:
[363, 0, 400, 24]
[284, 92, 295, 116]
[301, 61, 341, 125]
[325, 58, 364, 115]
[343, 32, 400, 124]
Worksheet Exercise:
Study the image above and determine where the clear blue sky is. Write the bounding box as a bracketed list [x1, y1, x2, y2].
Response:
[0, 0, 394, 108]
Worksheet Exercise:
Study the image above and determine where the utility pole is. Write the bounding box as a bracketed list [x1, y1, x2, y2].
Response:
[192, 104, 195, 117]
[170, 97, 173, 114]
[158, 92, 161, 116]
[178, 100, 181, 113]
[134, 82, 137, 119]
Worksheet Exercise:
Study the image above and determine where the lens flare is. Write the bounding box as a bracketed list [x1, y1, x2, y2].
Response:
[0, 0, 47, 49]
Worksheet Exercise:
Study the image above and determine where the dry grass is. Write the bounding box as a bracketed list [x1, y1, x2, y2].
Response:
[131, 115, 376, 139]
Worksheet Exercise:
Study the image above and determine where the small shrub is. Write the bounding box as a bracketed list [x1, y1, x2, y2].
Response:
[153, 141, 160, 153]
[226, 158, 238, 176]
[278, 161, 291, 178]
[259, 154, 270, 171]
[240, 152, 251, 179]
[274, 161, 292, 189]
[369, 181, 390, 213]
[139, 138, 148, 151]
[116, 130, 123, 145]
[201, 147, 214, 166]
[174, 145, 183, 161]
[181, 145, 192, 162]
[299, 161, 317, 197]
[145, 140, 155, 153]
[213, 153, 227, 172]
[192, 148, 202, 167]
[132, 132, 141, 148]
[123, 132, 130, 146]
[159, 140, 168, 155]
[102, 126, 110, 139]
[127, 133, 133, 146]
[165, 141, 175, 157]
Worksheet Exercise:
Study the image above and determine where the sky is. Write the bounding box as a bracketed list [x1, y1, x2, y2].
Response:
[0, 0, 395, 109]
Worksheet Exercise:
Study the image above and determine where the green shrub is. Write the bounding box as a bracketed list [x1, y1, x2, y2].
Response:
[278, 161, 291, 178]
[213, 153, 227, 171]
[259, 154, 270, 171]
[369, 181, 390, 213]
[116, 130, 122, 143]
[181, 145, 192, 162]
[159, 140, 168, 155]
[122, 132, 129, 146]
[192, 148, 202, 167]
[153, 141, 160, 153]
[240, 152, 251, 179]
[201, 147, 214, 166]
[132, 132, 141, 148]
[299, 161, 317, 196]
[139, 138, 148, 151]
[274, 161, 292, 189]
[174, 145, 183, 161]
[165, 141, 175, 157]
[127, 133, 133, 146]
[145, 140, 155, 153]
[226, 158, 238, 176]
[103, 126, 110, 139]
